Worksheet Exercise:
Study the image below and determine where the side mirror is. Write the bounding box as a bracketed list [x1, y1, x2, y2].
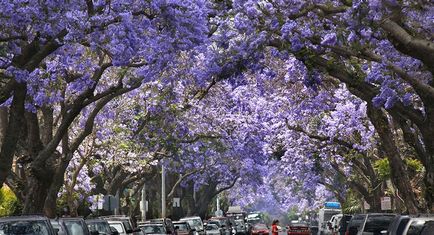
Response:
[126, 229, 134, 234]
[54, 228, 60, 235]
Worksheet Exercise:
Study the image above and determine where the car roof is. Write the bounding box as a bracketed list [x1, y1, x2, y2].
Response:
[181, 217, 201, 219]
[86, 218, 108, 222]
[0, 215, 49, 222]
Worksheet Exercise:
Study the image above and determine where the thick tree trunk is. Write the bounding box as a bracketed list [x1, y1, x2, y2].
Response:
[367, 104, 420, 213]
[44, 157, 70, 218]
[419, 106, 434, 212]
[22, 172, 53, 214]
[0, 84, 26, 187]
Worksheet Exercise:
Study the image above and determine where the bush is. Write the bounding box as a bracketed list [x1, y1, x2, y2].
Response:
[0, 185, 22, 216]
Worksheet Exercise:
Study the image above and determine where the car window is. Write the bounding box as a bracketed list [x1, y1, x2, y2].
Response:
[253, 224, 267, 230]
[88, 222, 111, 233]
[396, 218, 410, 235]
[175, 223, 188, 231]
[363, 215, 395, 233]
[0, 220, 51, 235]
[407, 220, 427, 235]
[110, 223, 125, 233]
[206, 224, 219, 230]
[63, 221, 85, 235]
[141, 225, 166, 234]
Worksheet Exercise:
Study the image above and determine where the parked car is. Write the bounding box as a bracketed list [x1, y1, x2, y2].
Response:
[286, 221, 310, 235]
[420, 221, 434, 235]
[400, 216, 434, 235]
[208, 217, 231, 235]
[345, 214, 366, 235]
[0, 215, 57, 235]
[180, 217, 205, 235]
[173, 221, 194, 235]
[337, 215, 352, 235]
[87, 218, 117, 235]
[205, 223, 224, 235]
[357, 213, 396, 235]
[138, 223, 167, 235]
[250, 224, 269, 235]
[57, 217, 92, 235]
[149, 218, 177, 235]
[234, 219, 248, 235]
[387, 214, 434, 235]
[103, 216, 143, 235]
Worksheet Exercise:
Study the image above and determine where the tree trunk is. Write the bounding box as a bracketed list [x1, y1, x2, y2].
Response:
[367, 104, 420, 213]
[0, 84, 26, 187]
[22, 172, 53, 214]
[44, 157, 70, 218]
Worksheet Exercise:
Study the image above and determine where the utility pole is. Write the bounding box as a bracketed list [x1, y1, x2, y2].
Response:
[141, 184, 147, 221]
[162, 165, 166, 218]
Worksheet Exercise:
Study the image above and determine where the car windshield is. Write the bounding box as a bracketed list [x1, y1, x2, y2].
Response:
[63, 221, 86, 235]
[182, 219, 203, 230]
[174, 223, 188, 231]
[235, 220, 244, 226]
[110, 223, 124, 233]
[206, 224, 219, 231]
[363, 215, 395, 233]
[253, 224, 267, 230]
[141, 225, 166, 234]
[87, 221, 111, 233]
[0, 220, 51, 235]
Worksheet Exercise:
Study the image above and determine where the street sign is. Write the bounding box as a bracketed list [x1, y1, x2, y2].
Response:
[215, 209, 223, 217]
[381, 197, 392, 210]
[103, 195, 118, 211]
[173, 198, 181, 208]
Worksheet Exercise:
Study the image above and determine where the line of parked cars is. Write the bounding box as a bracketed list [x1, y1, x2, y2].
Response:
[320, 213, 434, 235]
[0, 215, 144, 235]
[0, 214, 266, 235]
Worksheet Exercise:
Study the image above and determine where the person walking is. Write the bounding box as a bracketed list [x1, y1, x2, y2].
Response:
[272, 220, 279, 235]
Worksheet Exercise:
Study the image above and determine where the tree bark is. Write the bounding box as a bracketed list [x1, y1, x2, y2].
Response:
[367, 104, 420, 213]
[0, 83, 26, 187]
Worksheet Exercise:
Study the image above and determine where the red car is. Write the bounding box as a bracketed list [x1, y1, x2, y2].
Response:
[287, 222, 310, 235]
[251, 224, 269, 235]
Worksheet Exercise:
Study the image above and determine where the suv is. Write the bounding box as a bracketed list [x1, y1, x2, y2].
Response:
[149, 218, 177, 235]
[387, 215, 434, 235]
[138, 223, 167, 235]
[0, 215, 57, 235]
[180, 217, 205, 235]
[103, 216, 142, 235]
[56, 217, 92, 235]
[401, 216, 434, 235]
[87, 218, 118, 235]
[358, 213, 396, 235]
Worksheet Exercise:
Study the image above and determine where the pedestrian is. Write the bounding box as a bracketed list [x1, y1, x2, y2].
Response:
[272, 219, 279, 235]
